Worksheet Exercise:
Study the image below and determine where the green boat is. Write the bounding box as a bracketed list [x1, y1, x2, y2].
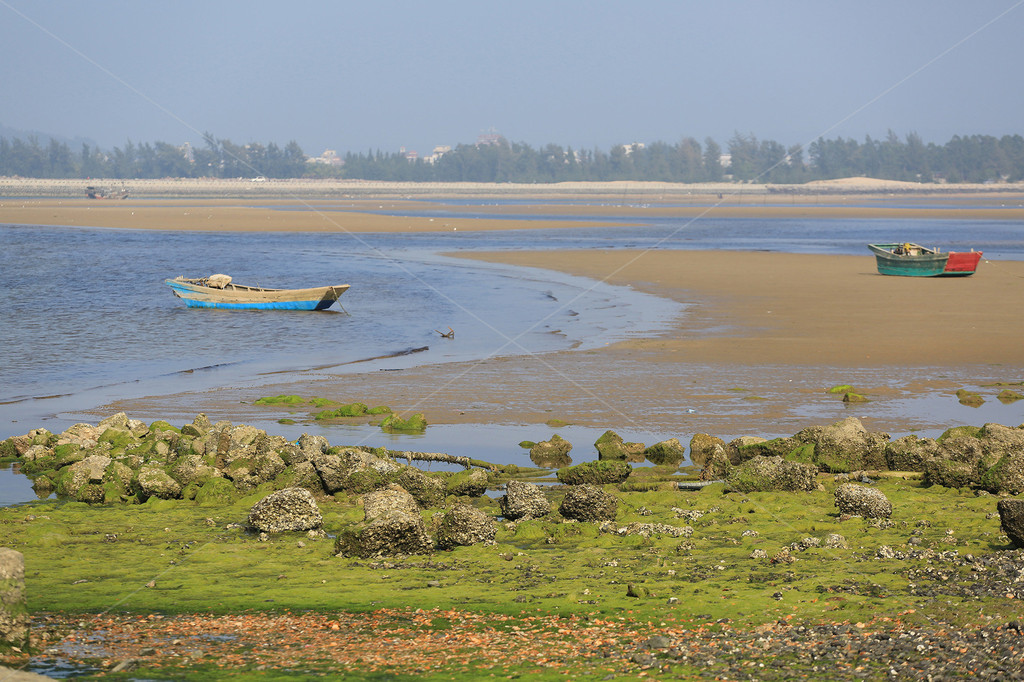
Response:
[868, 243, 983, 277]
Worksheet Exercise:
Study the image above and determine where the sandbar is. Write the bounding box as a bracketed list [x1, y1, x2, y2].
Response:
[4, 179, 1022, 438]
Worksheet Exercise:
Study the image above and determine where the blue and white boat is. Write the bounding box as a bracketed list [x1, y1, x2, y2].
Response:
[164, 274, 349, 310]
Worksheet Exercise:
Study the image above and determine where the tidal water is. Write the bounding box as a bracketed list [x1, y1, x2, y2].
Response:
[2, 208, 1023, 505]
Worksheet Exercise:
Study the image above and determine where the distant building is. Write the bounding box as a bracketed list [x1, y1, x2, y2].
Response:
[476, 129, 503, 147]
[424, 145, 451, 164]
[618, 142, 645, 156]
[307, 149, 343, 166]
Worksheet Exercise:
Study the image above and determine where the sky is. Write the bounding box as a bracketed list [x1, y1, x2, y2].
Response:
[2, 1, 1023, 157]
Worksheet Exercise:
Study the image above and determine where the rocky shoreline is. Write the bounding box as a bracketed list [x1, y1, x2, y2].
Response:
[3, 412, 1024, 679]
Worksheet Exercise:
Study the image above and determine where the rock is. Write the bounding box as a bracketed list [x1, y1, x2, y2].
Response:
[224, 450, 287, 491]
[725, 456, 818, 492]
[312, 447, 400, 494]
[924, 435, 986, 488]
[168, 454, 221, 487]
[795, 417, 889, 473]
[885, 435, 939, 471]
[393, 468, 445, 508]
[445, 468, 488, 497]
[559, 484, 618, 522]
[823, 533, 849, 549]
[0, 548, 27, 648]
[700, 445, 732, 481]
[498, 480, 550, 520]
[689, 433, 726, 467]
[335, 485, 432, 557]
[997, 499, 1024, 548]
[956, 389, 984, 407]
[295, 434, 329, 463]
[979, 452, 1024, 495]
[247, 488, 323, 533]
[997, 389, 1024, 403]
[56, 455, 111, 501]
[556, 460, 631, 485]
[57, 423, 102, 449]
[726, 436, 768, 464]
[594, 430, 645, 462]
[98, 412, 130, 431]
[643, 438, 686, 466]
[364, 484, 421, 520]
[436, 504, 496, 549]
[135, 465, 183, 500]
[529, 434, 573, 468]
[834, 483, 892, 519]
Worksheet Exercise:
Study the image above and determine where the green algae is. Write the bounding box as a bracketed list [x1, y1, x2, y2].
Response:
[827, 384, 855, 394]
[253, 395, 306, 405]
[2, 469, 1020, 680]
[380, 413, 427, 432]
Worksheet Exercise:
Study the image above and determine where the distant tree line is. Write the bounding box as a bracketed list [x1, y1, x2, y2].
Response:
[2, 130, 1023, 184]
[0, 133, 306, 180]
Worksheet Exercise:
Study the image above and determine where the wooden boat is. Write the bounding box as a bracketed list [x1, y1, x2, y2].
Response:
[164, 274, 349, 310]
[867, 243, 982, 277]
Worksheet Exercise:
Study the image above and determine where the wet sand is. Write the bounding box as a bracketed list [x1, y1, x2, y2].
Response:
[5, 179, 1023, 437]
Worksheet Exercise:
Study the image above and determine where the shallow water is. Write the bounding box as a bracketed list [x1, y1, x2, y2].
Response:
[2, 210, 1024, 505]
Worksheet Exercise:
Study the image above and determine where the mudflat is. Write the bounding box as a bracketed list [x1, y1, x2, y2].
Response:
[24, 179, 1014, 437]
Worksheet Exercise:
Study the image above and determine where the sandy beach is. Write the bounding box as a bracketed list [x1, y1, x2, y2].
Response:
[4, 178, 1023, 438]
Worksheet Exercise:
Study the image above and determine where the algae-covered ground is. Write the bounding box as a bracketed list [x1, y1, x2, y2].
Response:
[3, 471, 1023, 680]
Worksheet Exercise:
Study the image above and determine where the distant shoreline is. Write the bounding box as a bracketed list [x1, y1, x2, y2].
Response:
[4, 175, 1024, 200]
[3, 176, 1024, 232]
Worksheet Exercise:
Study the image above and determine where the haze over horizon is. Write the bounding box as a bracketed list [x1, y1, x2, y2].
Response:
[2, 1, 1023, 158]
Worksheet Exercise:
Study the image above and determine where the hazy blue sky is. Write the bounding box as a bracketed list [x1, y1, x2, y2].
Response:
[2, 1, 1022, 157]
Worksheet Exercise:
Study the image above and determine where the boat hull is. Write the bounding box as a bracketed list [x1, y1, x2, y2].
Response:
[868, 244, 981, 277]
[165, 278, 349, 310]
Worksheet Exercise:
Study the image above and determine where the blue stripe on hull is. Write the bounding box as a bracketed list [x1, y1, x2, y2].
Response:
[179, 299, 332, 310]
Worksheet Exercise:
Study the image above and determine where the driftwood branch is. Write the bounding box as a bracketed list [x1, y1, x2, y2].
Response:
[393, 450, 495, 471]
[434, 327, 455, 338]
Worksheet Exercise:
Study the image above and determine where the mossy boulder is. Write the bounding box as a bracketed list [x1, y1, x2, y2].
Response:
[594, 430, 645, 462]
[689, 433, 726, 467]
[834, 483, 892, 518]
[956, 389, 984, 407]
[529, 434, 573, 468]
[435, 505, 496, 549]
[148, 420, 180, 434]
[392, 468, 445, 508]
[997, 499, 1024, 548]
[700, 445, 732, 481]
[315, 402, 369, 420]
[794, 417, 889, 473]
[445, 468, 488, 498]
[557, 460, 631, 486]
[311, 447, 401, 494]
[559, 484, 618, 522]
[335, 485, 432, 558]
[726, 436, 768, 465]
[725, 456, 818, 493]
[642, 438, 686, 466]
[884, 435, 939, 471]
[498, 480, 551, 520]
[380, 413, 427, 432]
[134, 466, 183, 500]
[978, 453, 1024, 495]
[247, 488, 323, 533]
[194, 477, 238, 505]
